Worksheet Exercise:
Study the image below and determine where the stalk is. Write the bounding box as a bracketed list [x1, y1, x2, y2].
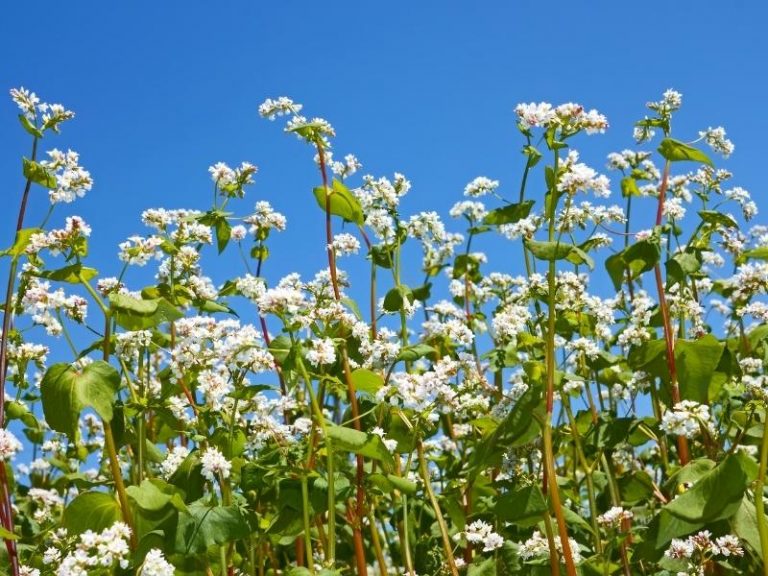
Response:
[0, 135, 38, 576]
[540, 150, 578, 576]
[315, 143, 367, 576]
[653, 161, 690, 465]
[756, 410, 768, 575]
[417, 441, 458, 576]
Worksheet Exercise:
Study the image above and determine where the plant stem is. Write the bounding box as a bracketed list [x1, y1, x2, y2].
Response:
[541, 150, 578, 576]
[653, 161, 690, 466]
[417, 441, 458, 576]
[300, 476, 316, 575]
[756, 410, 768, 575]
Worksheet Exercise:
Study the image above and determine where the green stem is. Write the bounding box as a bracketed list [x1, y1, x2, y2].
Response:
[756, 410, 768, 575]
[417, 441, 458, 576]
[301, 476, 316, 575]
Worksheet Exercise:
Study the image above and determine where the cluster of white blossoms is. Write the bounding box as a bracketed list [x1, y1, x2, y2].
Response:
[377, 356, 461, 419]
[306, 337, 337, 367]
[26, 216, 91, 257]
[139, 548, 176, 576]
[597, 506, 633, 528]
[258, 96, 303, 120]
[46, 522, 132, 575]
[244, 200, 287, 239]
[515, 101, 608, 134]
[449, 200, 488, 222]
[10, 87, 75, 132]
[118, 234, 163, 266]
[208, 160, 258, 196]
[454, 520, 504, 552]
[699, 126, 735, 158]
[370, 426, 398, 453]
[200, 446, 232, 482]
[558, 151, 611, 198]
[40, 148, 93, 204]
[324, 151, 362, 179]
[27, 488, 64, 524]
[518, 529, 582, 564]
[160, 445, 190, 479]
[664, 531, 743, 574]
[20, 276, 88, 336]
[464, 176, 500, 198]
[330, 232, 361, 256]
[0, 428, 23, 461]
[660, 400, 716, 439]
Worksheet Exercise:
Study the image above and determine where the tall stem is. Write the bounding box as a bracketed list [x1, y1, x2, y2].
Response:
[756, 410, 768, 575]
[540, 150, 578, 576]
[417, 441, 458, 576]
[0, 135, 38, 576]
[315, 144, 366, 576]
[653, 161, 690, 465]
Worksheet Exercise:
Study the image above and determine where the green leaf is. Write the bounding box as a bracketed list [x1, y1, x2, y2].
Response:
[351, 368, 384, 395]
[127, 479, 184, 512]
[658, 138, 714, 167]
[620, 176, 641, 197]
[665, 252, 700, 286]
[325, 424, 395, 470]
[41, 361, 120, 438]
[467, 558, 496, 576]
[0, 228, 42, 259]
[175, 501, 250, 554]
[495, 485, 547, 526]
[526, 240, 594, 270]
[18, 114, 43, 138]
[23, 157, 57, 189]
[675, 335, 725, 403]
[34, 264, 98, 284]
[483, 200, 534, 226]
[737, 246, 768, 265]
[312, 179, 364, 225]
[383, 285, 414, 312]
[0, 526, 18, 540]
[63, 491, 122, 535]
[664, 453, 755, 524]
[396, 343, 437, 363]
[699, 210, 738, 229]
[109, 294, 183, 330]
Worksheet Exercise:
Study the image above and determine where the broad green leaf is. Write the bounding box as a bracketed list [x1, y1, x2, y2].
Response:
[325, 424, 395, 470]
[664, 453, 755, 524]
[63, 491, 122, 535]
[23, 157, 57, 188]
[526, 240, 594, 270]
[0, 526, 18, 540]
[34, 264, 98, 284]
[109, 294, 183, 330]
[351, 368, 384, 395]
[0, 228, 42, 259]
[495, 485, 547, 526]
[383, 285, 414, 312]
[41, 361, 120, 438]
[175, 501, 250, 554]
[483, 200, 534, 226]
[312, 179, 364, 225]
[699, 210, 737, 229]
[467, 558, 496, 576]
[658, 138, 714, 167]
[737, 246, 768, 265]
[675, 335, 725, 403]
[665, 252, 700, 286]
[620, 176, 641, 197]
[127, 479, 185, 512]
[396, 343, 437, 363]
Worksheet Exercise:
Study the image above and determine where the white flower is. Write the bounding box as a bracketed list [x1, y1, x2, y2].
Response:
[464, 176, 499, 198]
[597, 506, 633, 528]
[457, 520, 504, 552]
[200, 447, 231, 482]
[306, 338, 336, 367]
[0, 429, 23, 461]
[140, 548, 176, 576]
[518, 529, 582, 564]
[699, 126, 734, 158]
[160, 445, 190, 479]
[258, 96, 303, 120]
[660, 400, 716, 439]
[331, 233, 361, 256]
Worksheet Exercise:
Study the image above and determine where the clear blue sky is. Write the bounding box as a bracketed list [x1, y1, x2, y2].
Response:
[2, 1, 767, 302]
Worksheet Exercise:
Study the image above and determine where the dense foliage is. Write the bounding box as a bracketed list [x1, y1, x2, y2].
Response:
[1, 87, 767, 576]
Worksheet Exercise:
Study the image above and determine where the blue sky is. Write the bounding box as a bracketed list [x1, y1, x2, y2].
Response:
[1, 1, 767, 317]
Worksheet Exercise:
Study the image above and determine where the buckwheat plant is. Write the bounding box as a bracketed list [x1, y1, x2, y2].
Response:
[1, 85, 767, 576]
